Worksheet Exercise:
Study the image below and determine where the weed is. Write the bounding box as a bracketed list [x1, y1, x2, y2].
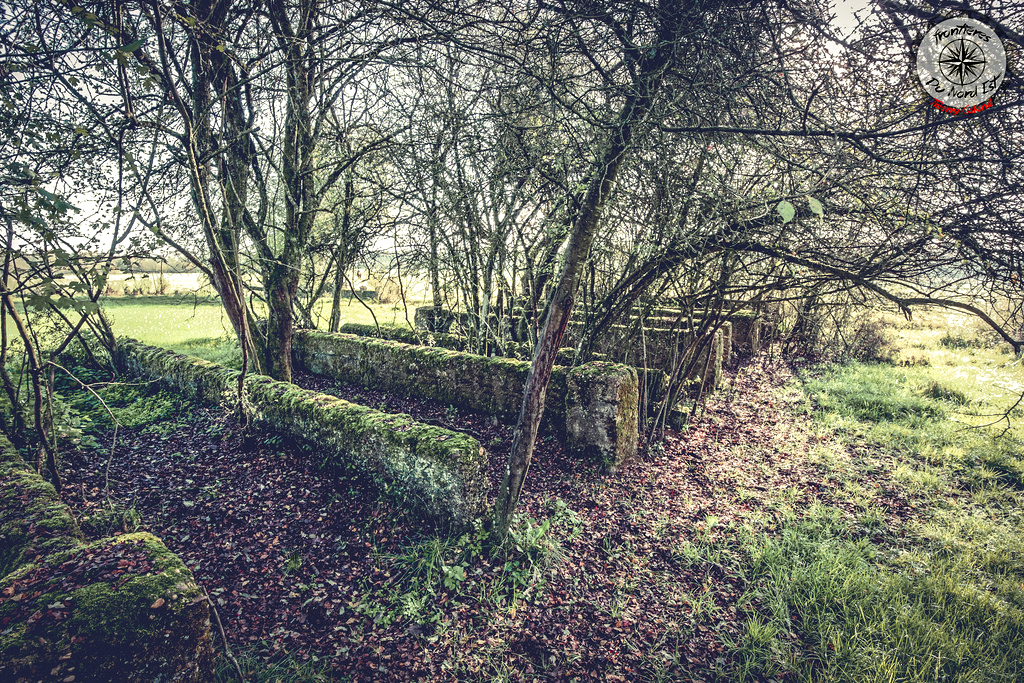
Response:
[77, 504, 143, 539]
[213, 648, 334, 682]
[282, 551, 303, 575]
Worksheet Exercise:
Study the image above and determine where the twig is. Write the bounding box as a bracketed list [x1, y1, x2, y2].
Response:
[204, 586, 245, 682]
[344, 270, 379, 335]
[47, 361, 122, 506]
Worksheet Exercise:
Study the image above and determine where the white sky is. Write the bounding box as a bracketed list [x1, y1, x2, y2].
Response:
[832, 0, 874, 39]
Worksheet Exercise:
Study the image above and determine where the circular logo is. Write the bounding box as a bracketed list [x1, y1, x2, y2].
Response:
[917, 17, 1005, 109]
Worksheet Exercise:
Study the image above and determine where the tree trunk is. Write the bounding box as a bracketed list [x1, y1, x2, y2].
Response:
[265, 264, 299, 382]
[329, 172, 356, 332]
[493, 36, 672, 539]
[428, 205, 444, 311]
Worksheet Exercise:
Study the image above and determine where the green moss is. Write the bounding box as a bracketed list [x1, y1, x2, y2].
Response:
[2, 430, 212, 680]
[118, 337, 489, 527]
[1, 533, 212, 682]
[1, 438, 83, 579]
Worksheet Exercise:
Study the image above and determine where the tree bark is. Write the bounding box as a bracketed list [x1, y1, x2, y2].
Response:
[493, 28, 673, 539]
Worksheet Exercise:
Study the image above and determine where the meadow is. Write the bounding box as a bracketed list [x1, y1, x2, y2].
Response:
[725, 311, 1024, 681]
[100, 295, 420, 366]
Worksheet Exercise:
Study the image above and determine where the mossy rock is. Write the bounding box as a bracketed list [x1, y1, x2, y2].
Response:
[0, 533, 213, 682]
[1, 440, 83, 579]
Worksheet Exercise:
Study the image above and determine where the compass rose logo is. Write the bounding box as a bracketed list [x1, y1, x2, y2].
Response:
[917, 17, 1005, 111]
[939, 39, 985, 85]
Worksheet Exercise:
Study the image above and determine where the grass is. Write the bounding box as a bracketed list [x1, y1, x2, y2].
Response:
[729, 316, 1024, 682]
[100, 295, 420, 365]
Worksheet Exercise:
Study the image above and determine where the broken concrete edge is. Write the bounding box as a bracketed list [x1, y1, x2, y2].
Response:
[0, 434, 214, 682]
[112, 337, 488, 529]
[291, 330, 639, 469]
[565, 362, 640, 473]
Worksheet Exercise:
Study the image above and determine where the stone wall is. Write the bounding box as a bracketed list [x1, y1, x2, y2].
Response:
[410, 305, 743, 394]
[292, 330, 639, 471]
[339, 323, 470, 352]
[725, 313, 762, 354]
[565, 323, 724, 389]
[0, 435, 213, 682]
[336, 323, 581, 363]
[113, 339, 488, 528]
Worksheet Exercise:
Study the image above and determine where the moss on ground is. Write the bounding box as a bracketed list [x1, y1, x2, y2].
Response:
[1, 533, 212, 682]
[0, 439, 82, 579]
[1, 434, 213, 682]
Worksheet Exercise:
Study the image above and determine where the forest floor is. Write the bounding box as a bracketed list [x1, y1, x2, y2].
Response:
[56, 318, 1024, 682]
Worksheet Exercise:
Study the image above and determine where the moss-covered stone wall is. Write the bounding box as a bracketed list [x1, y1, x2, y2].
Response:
[343, 321, 545, 361]
[113, 339, 487, 528]
[293, 330, 564, 424]
[338, 323, 470, 353]
[564, 323, 723, 388]
[0, 435, 214, 682]
[566, 363, 639, 472]
[727, 314, 761, 354]
[291, 330, 639, 467]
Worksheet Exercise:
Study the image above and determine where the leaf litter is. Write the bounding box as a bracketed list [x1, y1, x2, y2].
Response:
[56, 356, 919, 680]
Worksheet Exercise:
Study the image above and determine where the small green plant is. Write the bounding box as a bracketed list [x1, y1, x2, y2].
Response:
[77, 504, 143, 539]
[282, 551, 303, 575]
[920, 380, 970, 405]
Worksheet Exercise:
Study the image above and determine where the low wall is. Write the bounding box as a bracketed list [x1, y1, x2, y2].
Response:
[292, 330, 639, 471]
[0, 435, 213, 682]
[113, 340, 487, 528]
[336, 323, 581, 364]
[338, 323, 469, 353]
[565, 323, 723, 388]
[413, 306, 530, 342]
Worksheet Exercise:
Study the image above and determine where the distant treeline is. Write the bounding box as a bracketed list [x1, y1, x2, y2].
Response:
[10, 253, 199, 274]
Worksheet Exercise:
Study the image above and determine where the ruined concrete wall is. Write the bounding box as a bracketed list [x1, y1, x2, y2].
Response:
[337, 323, 585, 364]
[292, 330, 638, 469]
[113, 339, 487, 527]
[566, 363, 639, 472]
[413, 306, 484, 335]
[727, 313, 762, 354]
[0, 435, 213, 682]
[340, 323, 470, 352]
[564, 323, 723, 388]
[294, 330, 556, 423]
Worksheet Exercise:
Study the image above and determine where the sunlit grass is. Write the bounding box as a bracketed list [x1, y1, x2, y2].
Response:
[732, 320, 1024, 682]
[100, 295, 421, 365]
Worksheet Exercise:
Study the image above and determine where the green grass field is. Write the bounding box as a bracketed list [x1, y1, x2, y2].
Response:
[100, 295, 420, 365]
